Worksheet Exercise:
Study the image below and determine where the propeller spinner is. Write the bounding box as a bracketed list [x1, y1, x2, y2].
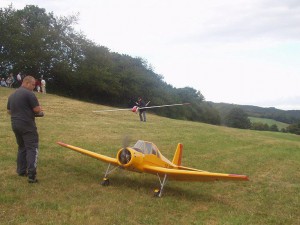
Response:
[118, 148, 132, 165]
[118, 136, 132, 165]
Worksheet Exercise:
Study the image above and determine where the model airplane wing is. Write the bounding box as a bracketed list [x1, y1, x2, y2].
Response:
[57, 142, 119, 166]
[143, 165, 249, 182]
[92, 103, 190, 113]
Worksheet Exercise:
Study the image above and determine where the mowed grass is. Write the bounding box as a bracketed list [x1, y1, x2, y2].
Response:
[1, 87, 299, 225]
[249, 117, 289, 130]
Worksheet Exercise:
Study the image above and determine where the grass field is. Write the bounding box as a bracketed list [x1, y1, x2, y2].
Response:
[249, 117, 289, 130]
[1, 87, 299, 225]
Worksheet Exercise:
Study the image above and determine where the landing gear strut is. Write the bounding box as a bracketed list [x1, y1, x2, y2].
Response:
[154, 174, 168, 197]
[100, 163, 118, 186]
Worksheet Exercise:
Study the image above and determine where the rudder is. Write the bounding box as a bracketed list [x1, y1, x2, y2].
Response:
[172, 143, 183, 166]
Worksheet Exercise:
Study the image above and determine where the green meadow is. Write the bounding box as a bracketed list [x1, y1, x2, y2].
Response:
[249, 117, 289, 130]
[1, 87, 299, 225]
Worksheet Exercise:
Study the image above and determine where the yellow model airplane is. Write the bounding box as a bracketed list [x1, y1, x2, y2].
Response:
[57, 140, 249, 197]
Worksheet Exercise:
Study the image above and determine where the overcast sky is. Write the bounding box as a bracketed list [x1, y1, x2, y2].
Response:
[2, 0, 300, 110]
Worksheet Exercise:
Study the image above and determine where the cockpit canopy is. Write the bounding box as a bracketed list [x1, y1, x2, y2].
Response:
[132, 140, 160, 156]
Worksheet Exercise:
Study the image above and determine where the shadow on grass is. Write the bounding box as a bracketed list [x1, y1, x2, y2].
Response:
[91, 169, 216, 202]
[52, 159, 226, 203]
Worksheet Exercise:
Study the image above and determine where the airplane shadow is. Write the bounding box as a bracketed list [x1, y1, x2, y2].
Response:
[98, 172, 217, 202]
[63, 164, 227, 203]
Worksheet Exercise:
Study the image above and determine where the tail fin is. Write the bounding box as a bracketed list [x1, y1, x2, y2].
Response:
[172, 143, 183, 166]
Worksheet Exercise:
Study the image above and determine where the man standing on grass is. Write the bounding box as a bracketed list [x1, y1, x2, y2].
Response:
[7, 76, 44, 183]
[136, 97, 147, 122]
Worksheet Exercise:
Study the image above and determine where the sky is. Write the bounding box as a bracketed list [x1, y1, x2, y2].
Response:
[1, 0, 300, 110]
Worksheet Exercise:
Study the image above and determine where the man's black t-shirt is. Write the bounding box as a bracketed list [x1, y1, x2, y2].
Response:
[138, 100, 146, 113]
[7, 87, 40, 128]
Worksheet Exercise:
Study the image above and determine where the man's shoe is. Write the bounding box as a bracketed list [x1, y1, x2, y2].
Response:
[28, 177, 38, 183]
[18, 173, 28, 177]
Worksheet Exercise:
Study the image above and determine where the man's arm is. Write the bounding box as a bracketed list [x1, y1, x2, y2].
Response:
[33, 105, 44, 117]
[33, 105, 42, 114]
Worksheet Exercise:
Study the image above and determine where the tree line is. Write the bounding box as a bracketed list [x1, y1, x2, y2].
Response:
[0, 4, 220, 124]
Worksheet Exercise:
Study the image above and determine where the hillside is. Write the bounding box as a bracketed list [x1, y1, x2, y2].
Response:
[210, 102, 300, 124]
[1, 87, 300, 225]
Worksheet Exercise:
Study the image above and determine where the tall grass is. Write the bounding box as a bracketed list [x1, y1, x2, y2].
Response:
[1, 87, 299, 225]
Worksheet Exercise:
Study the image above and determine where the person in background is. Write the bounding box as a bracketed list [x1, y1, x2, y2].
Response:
[16, 72, 22, 87]
[7, 75, 44, 183]
[6, 73, 14, 88]
[41, 78, 46, 94]
[35, 78, 41, 92]
[136, 97, 147, 122]
[1, 78, 7, 87]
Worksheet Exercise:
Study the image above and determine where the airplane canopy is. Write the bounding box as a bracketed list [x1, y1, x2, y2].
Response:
[132, 140, 159, 156]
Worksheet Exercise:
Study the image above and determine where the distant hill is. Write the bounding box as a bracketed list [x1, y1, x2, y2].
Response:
[209, 102, 300, 124]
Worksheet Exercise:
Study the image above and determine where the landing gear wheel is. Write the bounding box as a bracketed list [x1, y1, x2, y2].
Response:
[153, 189, 161, 197]
[101, 178, 110, 186]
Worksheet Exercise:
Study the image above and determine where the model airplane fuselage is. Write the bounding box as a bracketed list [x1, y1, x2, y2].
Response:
[57, 140, 248, 197]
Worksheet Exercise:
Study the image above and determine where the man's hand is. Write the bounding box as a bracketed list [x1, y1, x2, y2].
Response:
[34, 111, 44, 117]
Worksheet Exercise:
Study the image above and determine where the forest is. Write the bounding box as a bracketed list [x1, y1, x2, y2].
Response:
[1, 5, 300, 133]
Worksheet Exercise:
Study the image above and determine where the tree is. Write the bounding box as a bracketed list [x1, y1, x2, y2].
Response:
[224, 108, 251, 129]
[0, 5, 84, 78]
[269, 124, 279, 132]
[251, 122, 268, 131]
[287, 122, 300, 135]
